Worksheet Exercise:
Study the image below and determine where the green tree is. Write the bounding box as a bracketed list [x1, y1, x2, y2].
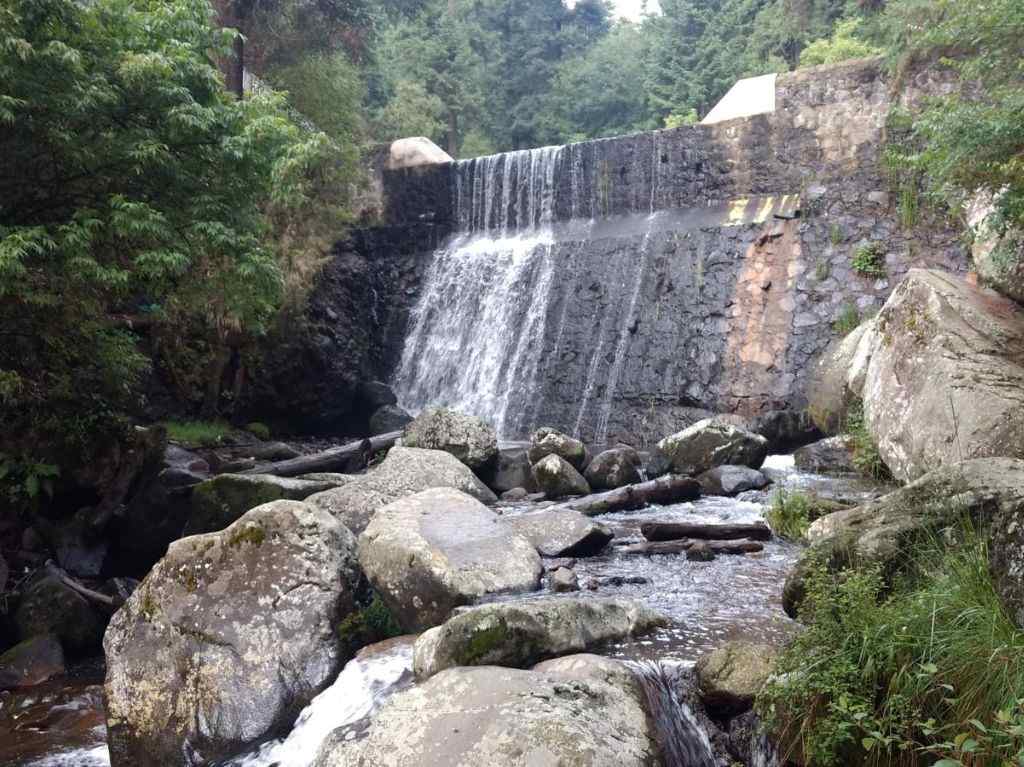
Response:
[0, 0, 345, 467]
[799, 17, 881, 67]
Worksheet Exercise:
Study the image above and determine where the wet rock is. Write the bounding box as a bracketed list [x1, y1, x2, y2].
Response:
[104, 499, 360, 767]
[358, 380, 398, 409]
[526, 491, 547, 502]
[687, 543, 716, 561]
[0, 634, 64, 689]
[600, 575, 650, 587]
[785, 458, 1024, 619]
[548, 567, 579, 592]
[862, 270, 1024, 481]
[358, 488, 542, 632]
[14, 575, 104, 655]
[401, 407, 498, 469]
[531, 454, 590, 498]
[107, 443, 209, 574]
[499, 486, 529, 502]
[794, 435, 857, 474]
[527, 427, 587, 470]
[314, 663, 661, 767]
[186, 473, 336, 535]
[696, 465, 770, 496]
[307, 446, 497, 536]
[41, 508, 108, 577]
[584, 447, 642, 490]
[499, 509, 612, 557]
[542, 557, 577, 571]
[412, 597, 666, 679]
[0, 552, 6, 593]
[749, 409, 822, 453]
[479, 446, 537, 494]
[695, 641, 779, 716]
[656, 419, 768, 476]
[368, 404, 413, 436]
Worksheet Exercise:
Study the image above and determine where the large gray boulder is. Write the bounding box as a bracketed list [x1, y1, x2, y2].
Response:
[480, 446, 537, 494]
[104, 500, 360, 767]
[413, 597, 665, 679]
[784, 458, 1024, 619]
[499, 509, 613, 557]
[656, 419, 768, 476]
[794, 435, 857, 474]
[0, 634, 65, 689]
[861, 270, 1024, 481]
[585, 447, 642, 490]
[528, 427, 588, 470]
[696, 465, 770, 496]
[313, 663, 662, 767]
[532, 453, 591, 498]
[806, 319, 879, 433]
[401, 407, 498, 469]
[14, 574, 105, 655]
[186, 473, 336, 535]
[368, 404, 412, 436]
[694, 641, 779, 716]
[358, 488, 542, 632]
[307, 446, 497, 535]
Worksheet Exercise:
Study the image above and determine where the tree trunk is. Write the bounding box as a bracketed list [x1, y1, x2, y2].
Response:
[229, 32, 245, 98]
[201, 340, 232, 418]
[239, 431, 402, 477]
[640, 521, 773, 542]
[561, 475, 701, 516]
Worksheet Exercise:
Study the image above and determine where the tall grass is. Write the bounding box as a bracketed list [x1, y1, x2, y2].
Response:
[760, 524, 1024, 766]
[159, 419, 234, 447]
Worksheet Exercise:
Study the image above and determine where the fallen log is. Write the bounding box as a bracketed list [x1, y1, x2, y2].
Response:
[563, 475, 701, 516]
[240, 431, 401, 478]
[618, 539, 764, 556]
[44, 561, 122, 612]
[641, 521, 772, 542]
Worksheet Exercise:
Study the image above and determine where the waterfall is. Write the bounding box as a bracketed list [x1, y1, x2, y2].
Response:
[629, 661, 719, 767]
[394, 137, 664, 441]
[394, 146, 567, 438]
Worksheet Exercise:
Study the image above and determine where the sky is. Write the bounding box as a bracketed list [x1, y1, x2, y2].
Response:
[610, 0, 660, 21]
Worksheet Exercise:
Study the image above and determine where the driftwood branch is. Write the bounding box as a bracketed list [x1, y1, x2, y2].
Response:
[640, 521, 772, 542]
[45, 561, 123, 610]
[240, 431, 402, 477]
[618, 539, 764, 556]
[561, 475, 701, 516]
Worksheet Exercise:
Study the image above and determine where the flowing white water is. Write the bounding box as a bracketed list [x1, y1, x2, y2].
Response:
[394, 145, 566, 438]
[226, 639, 413, 767]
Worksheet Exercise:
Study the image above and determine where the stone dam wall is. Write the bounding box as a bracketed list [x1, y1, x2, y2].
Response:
[296, 58, 969, 445]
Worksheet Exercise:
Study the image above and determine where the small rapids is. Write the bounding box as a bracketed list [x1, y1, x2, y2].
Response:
[222, 638, 414, 767]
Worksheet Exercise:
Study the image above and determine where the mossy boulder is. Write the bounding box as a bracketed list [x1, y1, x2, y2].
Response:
[14, 575, 104, 655]
[401, 407, 498, 469]
[527, 427, 587, 470]
[104, 500, 361, 767]
[584, 447, 642, 490]
[186, 473, 336, 535]
[656, 419, 768, 476]
[313, 664, 661, 767]
[531, 453, 590, 499]
[694, 641, 779, 716]
[412, 597, 666, 679]
[358, 488, 542, 632]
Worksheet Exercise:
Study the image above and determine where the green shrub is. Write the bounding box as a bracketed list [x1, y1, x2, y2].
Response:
[245, 422, 272, 441]
[834, 303, 862, 336]
[337, 594, 403, 659]
[160, 420, 234, 448]
[799, 18, 883, 69]
[829, 224, 844, 245]
[759, 528, 1024, 766]
[852, 242, 887, 277]
[767, 490, 813, 541]
[816, 258, 833, 281]
[845, 401, 892, 481]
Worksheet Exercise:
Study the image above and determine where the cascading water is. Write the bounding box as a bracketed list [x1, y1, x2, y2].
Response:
[224, 639, 413, 767]
[394, 146, 568, 438]
[394, 139, 665, 441]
